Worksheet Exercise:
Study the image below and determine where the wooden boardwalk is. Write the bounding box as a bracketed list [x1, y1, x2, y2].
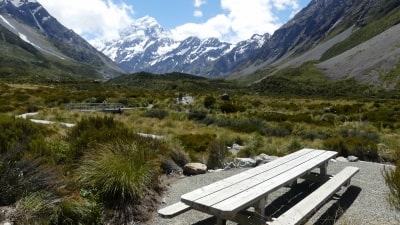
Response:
[67, 103, 123, 113]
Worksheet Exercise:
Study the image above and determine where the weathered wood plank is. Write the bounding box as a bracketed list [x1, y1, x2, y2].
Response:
[268, 166, 359, 225]
[158, 202, 191, 218]
[211, 151, 337, 215]
[185, 150, 327, 209]
[181, 148, 316, 202]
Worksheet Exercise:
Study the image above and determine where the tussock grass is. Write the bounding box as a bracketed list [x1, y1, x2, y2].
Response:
[383, 161, 400, 210]
[75, 141, 161, 206]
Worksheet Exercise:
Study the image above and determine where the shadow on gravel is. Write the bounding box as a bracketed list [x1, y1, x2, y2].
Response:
[264, 180, 321, 218]
[313, 185, 362, 225]
[192, 216, 217, 225]
[187, 182, 361, 225]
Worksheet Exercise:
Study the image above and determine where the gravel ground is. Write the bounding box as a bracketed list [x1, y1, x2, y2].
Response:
[149, 160, 399, 225]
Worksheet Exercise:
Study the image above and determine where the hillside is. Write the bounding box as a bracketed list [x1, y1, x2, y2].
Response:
[237, 0, 400, 88]
[0, 0, 124, 80]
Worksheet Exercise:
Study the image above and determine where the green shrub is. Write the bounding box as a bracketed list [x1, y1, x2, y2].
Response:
[207, 140, 229, 169]
[188, 110, 208, 121]
[0, 156, 56, 206]
[323, 136, 347, 156]
[260, 125, 291, 137]
[143, 108, 168, 120]
[286, 139, 303, 153]
[67, 116, 133, 159]
[323, 136, 379, 161]
[383, 160, 400, 210]
[0, 116, 55, 206]
[51, 197, 101, 225]
[75, 141, 161, 207]
[0, 115, 47, 154]
[169, 147, 190, 167]
[220, 102, 237, 113]
[178, 133, 215, 152]
[15, 191, 57, 224]
[204, 95, 216, 108]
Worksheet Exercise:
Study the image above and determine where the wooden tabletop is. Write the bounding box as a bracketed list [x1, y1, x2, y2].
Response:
[181, 148, 338, 217]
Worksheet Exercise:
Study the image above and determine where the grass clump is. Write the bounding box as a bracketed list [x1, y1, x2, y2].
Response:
[67, 116, 133, 160]
[143, 108, 169, 120]
[207, 140, 229, 169]
[383, 161, 400, 210]
[75, 141, 161, 207]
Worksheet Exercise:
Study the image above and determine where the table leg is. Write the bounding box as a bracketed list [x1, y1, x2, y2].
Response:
[320, 162, 328, 176]
[216, 217, 227, 225]
[254, 195, 268, 216]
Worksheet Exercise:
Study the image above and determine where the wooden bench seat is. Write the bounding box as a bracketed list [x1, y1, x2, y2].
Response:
[158, 202, 191, 218]
[268, 166, 359, 225]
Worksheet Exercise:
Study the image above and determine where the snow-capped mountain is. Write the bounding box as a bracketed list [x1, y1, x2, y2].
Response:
[96, 16, 269, 77]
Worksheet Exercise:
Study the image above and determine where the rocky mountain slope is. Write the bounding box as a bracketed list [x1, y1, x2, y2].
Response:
[98, 0, 400, 87]
[96, 16, 269, 78]
[0, 0, 124, 79]
[228, 0, 400, 84]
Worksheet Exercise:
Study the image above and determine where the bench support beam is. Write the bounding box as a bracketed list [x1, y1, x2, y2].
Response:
[216, 217, 227, 225]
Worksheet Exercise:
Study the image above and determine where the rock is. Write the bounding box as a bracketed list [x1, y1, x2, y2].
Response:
[348, 155, 359, 162]
[183, 163, 207, 175]
[229, 143, 245, 155]
[208, 169, 224, 173]
[224, 162, 236, 170]
[336, 156, 349, 162]
[234, 158, 257, 168]
[254, 154, 278, 165]
[161, 159, 183, 175]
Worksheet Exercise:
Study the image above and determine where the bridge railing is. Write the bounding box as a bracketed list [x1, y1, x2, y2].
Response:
[67, 103, 123, 112]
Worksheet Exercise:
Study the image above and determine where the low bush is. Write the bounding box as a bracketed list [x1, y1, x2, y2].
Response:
[169, 147, 190, 167]
[207, 140, 229, 169]
[188, 110, 208, 121]
[203, 95, 216, 109]
[0, 156, 56, 206]
[143, 108, 168, 120]
[15, 191, 57, 224]
[75, 141, 161, 207]
[323, 136, 379, 161]
[178, 133, 216, 152]
[67, 116, 133, 160]
[51, 197, 101, 225]
[383, 160, 400, 210]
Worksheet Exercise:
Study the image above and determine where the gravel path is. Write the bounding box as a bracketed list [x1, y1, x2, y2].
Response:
[149, 160, 399, 225]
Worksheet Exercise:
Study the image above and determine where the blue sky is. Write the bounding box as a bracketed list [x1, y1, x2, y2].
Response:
[37, 0, 311, 44]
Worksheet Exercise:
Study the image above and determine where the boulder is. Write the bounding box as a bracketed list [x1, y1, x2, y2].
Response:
[224, 162, 236, 170]
[254, 154, 279, 166]
[348, 155, 359, 162]
[336, 156, 349, 162]
[234, 158, 257, 168]
[183, 163, 207, 175]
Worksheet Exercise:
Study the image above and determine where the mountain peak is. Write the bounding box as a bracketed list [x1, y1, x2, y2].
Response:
[120, 16, 165, 39]
[1, 0, 37, 7]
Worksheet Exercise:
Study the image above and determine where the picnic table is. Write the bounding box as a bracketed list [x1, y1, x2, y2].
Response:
[159, 148, 359, 225]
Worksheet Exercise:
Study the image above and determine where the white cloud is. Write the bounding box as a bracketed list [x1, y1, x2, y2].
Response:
[193, 10, 203, 18]
[37, 0, 302, 45]
[272, 0, 299, 10]
[194, 0, 207, 8]
[37, 0, 134, 42]
[173, 0, 301, 43]
[171, 14, 231, 41]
